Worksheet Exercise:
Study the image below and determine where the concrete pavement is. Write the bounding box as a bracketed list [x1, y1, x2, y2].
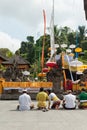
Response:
[0, 100, 87, 130]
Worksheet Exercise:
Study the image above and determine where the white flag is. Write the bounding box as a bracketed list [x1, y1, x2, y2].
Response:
[50, 0, 55, 57]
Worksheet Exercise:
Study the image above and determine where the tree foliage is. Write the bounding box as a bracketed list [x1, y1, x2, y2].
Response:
[20, 36, 35, 64]
[0, 48, 13, 58]
[17, 25, 87, 76]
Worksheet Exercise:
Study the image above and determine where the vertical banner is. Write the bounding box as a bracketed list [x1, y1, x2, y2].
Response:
[43, 9, 46, 35]
[50, 0, 55, 58]
[41, 9, 46, 71]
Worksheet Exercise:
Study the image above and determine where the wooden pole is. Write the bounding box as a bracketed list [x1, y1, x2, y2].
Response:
[61, 52, 67, 91]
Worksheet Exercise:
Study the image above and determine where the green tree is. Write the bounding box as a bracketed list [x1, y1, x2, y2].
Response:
[0, 48, 13, 58]
[20, 36, 35, 64]
[35, 34, 50, 63]
[78, 26, 87, 48]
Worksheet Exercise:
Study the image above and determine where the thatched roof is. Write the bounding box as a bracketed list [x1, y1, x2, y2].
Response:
[2, 55, 30, 66]
[0, 54, 8, 61]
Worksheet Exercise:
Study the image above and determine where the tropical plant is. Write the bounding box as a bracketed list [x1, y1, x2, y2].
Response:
[20, 36, 35, 64]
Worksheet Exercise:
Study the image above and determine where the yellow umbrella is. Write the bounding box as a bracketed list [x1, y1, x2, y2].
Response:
[75, 47, 82, 53]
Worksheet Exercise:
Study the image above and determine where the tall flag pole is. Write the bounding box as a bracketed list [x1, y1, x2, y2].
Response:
[41, 9, 46, 72]
[50, 0, 55, 58]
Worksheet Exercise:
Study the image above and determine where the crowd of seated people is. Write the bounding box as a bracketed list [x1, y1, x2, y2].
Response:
[17, 87, 87, 111]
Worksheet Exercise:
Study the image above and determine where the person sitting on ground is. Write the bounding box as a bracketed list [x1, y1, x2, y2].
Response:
[36, 87, 48, 110]
[17, 89, 34, 111]
[62, 90, 76, 110]
[46, 89, 61, 110]
[78, 88, 87, 109]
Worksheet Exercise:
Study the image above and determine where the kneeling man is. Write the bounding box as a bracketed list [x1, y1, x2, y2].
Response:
[17, 89, 34, 111]
[78, 88, 87, 109]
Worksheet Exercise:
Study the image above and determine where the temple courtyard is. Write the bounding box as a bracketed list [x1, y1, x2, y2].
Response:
[0, 100, 87, 130]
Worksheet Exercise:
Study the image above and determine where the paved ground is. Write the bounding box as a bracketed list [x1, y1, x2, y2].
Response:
[0, 100, 87, 130]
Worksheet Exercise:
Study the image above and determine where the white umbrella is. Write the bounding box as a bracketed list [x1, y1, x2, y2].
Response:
[61, 44, 67, 48]
[76, 71, 83, 75]
[66, 49, 72, 53]
[54, 44, 59, 48]
[22, 71, 30, 76]
[69, 44, 76, 49]
[69, 59, 83, 67]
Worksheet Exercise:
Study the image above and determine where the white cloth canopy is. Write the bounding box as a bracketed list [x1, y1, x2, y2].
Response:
[69, 59, 83, 67]
[76, 71, 83, 75]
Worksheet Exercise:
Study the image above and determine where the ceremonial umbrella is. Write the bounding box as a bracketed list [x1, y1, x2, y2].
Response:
[66, 49, 72, 53]
[69, 44, 76, 49]
[42, 67, 49, 73]
[75, 47, 82, 53]
[46, 61, 58, 68]
[61, 44, 67, 48]
[76, 71, 83, 75]
[69, 59, 83, 67]
[69, 59, 83, 81]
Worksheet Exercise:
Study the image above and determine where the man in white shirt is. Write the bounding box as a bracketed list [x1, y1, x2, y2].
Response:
[62, 90, 76, 109]
[46, 89, 61, 110]
[18, 89, 34, 111]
